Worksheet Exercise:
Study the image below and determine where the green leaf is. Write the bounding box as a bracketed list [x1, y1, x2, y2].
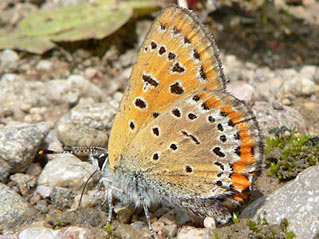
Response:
[0, 0, 159, 54]
[0, 33, 54, 54]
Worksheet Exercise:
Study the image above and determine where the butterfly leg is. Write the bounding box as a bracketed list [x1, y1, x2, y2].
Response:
[141, 196, 156, 238]
[107, 187, 113, 223]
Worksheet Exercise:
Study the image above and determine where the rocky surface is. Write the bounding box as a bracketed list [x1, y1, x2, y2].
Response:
[0, 0, 318, 238]
[241, 165, 319, 239]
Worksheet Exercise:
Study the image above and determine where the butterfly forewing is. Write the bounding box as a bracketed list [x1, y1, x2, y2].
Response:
[108, 6, 226, 167]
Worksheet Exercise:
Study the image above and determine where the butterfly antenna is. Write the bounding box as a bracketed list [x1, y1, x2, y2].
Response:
[79, 169, 98, 208]
[39, 146, 107, 155]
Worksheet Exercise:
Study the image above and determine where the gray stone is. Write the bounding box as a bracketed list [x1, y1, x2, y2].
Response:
[56, 122, 108, 148]
[10, 173, 36, 196]
[0, 183, 37, 231]
[300, 65, 317, 81]
[36, 60, 53, 71]
[35, 185, 53, 198]
[114, 204, 134, 224]
[131, 221, 147, 230]
[238, 69, 256, 82]
[0, 74, 106, 123]
[227, 81, 255, 103]
[272, 100, 284, 110]
[281, 74, 316, 96]
[19, 227, 56, 239]
[241, 166, 319, 239]
[0, 74, 46, 121]
[159, 208, 190, 226]
[113, 223, 151, 239]
[84, 67, 98, 80]
[177, 226, 212, 239]
[45, 75, 103, 105]
[50, 187, 76, 210]
[55, 226, 92, 238]
[0, 49, 19, 64]
[69, 102, 118, 131]
[254, 76, 284, 101]
[314, 66, 319, 84]
[55, 101, 118, 147]
[0, 122, 53, 182]
[0, 234, 18, 239]
[18, 226, 92, 239]
[276, 68, 298, 80]
[254, 67, 275, 82]
[119, 49, 137, 68]
[253, 101, 308, 137]
[152, 220, 177, 238]
[37, 154, 95, 191]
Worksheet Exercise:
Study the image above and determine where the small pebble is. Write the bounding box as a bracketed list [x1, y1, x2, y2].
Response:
[303, 102, 316, 110]
[26, 163, 42, 177]
[177, 226, 211, 239]
[36, 60, 53, 71]
[20, 103, 32, 113]
[114, 204, 134, 224]
[203, 216, 216, 229]
[0, 49, 19, 64]
[282, 98, 291, 106]
[272, 100, 284, 110]
[84, 67, 98, 79]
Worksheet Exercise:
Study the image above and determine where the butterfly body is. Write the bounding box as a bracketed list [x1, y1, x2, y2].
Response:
[102, 4, 263, 229]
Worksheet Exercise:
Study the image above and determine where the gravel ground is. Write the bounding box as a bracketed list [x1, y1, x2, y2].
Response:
[0, 1, 318, 239]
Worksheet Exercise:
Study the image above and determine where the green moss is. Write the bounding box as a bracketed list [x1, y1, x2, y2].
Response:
[247, 217, 295, 239]
[265, 128, 319, 180]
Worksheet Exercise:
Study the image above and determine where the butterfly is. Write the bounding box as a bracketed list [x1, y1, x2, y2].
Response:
[41, 4, 263, 237]
[104, 4, 263, 235]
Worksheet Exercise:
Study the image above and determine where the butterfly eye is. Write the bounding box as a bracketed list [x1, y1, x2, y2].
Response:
[97, 153, 108, 170]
